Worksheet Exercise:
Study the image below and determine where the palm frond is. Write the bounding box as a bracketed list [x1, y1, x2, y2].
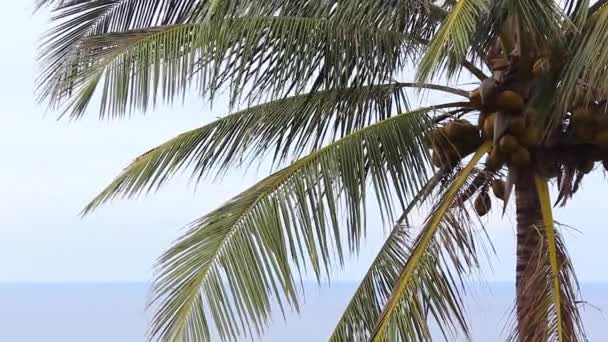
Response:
[505, 227, 585, 342]
[535, 176, 566, 341]
[504, 0, 567, 52]
[146, 105, 453, 342]
[417, 0, 490, 83]
[37, 0, 204, 100]
[565, 0, 590, 26]
[472, 0, 570, 63]
[504, 177, 585, 342]
[329, 170, 445, 342]
[82, 99, 468, 216]
[370, 143, 491, 342]
[558, 4, 608, 111]
[41, 17, 423, 118]
[589, 0, 608, 15]
[39, 0, 442, 118]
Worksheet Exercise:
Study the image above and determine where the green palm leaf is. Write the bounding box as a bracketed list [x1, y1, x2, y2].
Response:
[504, 0, 567, 50]
[503, 177, 585, 342]
[39, 0, 445, 119]
[535, 176, 566, 341]
[329, 169, 445, 342]
[558, 4, 608, 111]
[43, 17, 424, 118]
[82, 95, 468, 215]
[37, 0, 204, 97]
[417, 0, 490, 83]
[505, 225, 584, 342]
[370, 143, 491, 341]
[146, 104, 456, 342]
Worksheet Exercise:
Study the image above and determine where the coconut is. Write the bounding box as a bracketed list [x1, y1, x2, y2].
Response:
[483, 113, 496, 140]
[510, 147, 531, 167]
[470, 79, 499, 110]
[445, 121, 465, 139]
[432, 150, 458, 168]
[442, 120, 482, 158]
[491, 179, 506, 201]
[496, 90, 525, 112]
[486, 147, 505, 172]
[474, 192, 492, 217]
[499, 134, 519, 153]
[446, 120, 477, 139]
[521, 126, 544, 147]
[508, 117, 526, 137]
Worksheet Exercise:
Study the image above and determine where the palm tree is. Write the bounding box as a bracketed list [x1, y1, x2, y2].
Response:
[35, 0, 608, 340]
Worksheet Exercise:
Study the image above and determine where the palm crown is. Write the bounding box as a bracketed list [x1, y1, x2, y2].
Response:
[37, 0, 608, 341]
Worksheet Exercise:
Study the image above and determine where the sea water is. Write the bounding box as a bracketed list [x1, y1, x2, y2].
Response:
[0, 283, 606, 341]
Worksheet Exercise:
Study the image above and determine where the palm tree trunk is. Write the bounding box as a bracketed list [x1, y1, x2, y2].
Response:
[514, 168, 548, 341]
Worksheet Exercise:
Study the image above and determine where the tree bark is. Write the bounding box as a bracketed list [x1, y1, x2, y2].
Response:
[514, 168, 548, 341]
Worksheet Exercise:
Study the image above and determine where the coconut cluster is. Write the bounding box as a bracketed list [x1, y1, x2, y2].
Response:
[430, 119, 482, 168]
[428, 81, 608, 216]
[481, 90, 542, 170]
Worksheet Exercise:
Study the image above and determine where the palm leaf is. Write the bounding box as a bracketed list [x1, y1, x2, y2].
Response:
[39, 0, 443, 118]
[565, 0, 591, 26]
[37, 0, 204, 96]
[42, 17, 424, 118]
[504, 0, 567, 51]
[505, 228, 585, 342]
[557, 4, 608, 111]
[590, 0, 608, 14]
[370, 142, 491, 341]
[535, 175, 565, 341]
[82, 100, 468, 215]
[329, 169, 445, 342]
[504, 179, 585, 342]
[146, 104, 455, 342]
[417, 0, 490, 83]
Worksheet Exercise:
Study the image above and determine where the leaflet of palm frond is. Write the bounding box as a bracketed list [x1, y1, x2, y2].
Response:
[504, 224, 585, 342]
[369, 143, 492, 341]
[558, 5, 608, 115]
[81, 103, 470, 216]
[537, 176, 564, 340]
[145, 106, 442, 342]
[565, 0, 590, 26]
[556, 165, 577, 207]
[500, 0, 567, 52]
[417, 0, 491, 83]
[329, 169, 448, 342]
[37, 0, 205, 92]
[38, 0, 446, 119]
[41, 17, 427, 118]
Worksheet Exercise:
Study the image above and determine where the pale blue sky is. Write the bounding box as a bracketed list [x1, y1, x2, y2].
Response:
[1, 2, 607, 284]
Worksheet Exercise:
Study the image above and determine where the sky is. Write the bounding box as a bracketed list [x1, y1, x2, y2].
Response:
[1, 2, 607, 284]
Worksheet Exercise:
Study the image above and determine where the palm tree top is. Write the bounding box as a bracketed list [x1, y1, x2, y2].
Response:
[36, 0, 608, 341]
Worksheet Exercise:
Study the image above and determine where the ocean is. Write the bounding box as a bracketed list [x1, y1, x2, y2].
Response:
[0, 283, 606, 341]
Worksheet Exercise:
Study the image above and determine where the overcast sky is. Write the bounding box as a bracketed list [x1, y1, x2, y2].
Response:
[0, 2, 606, 284]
